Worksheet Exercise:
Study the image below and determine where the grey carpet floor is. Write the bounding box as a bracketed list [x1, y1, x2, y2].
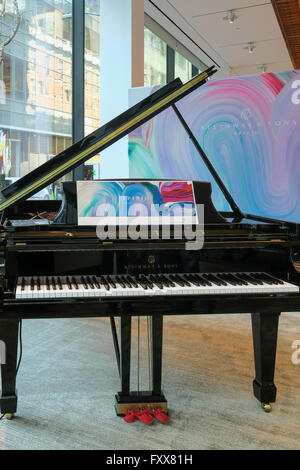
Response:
[1, 312, 300, 450]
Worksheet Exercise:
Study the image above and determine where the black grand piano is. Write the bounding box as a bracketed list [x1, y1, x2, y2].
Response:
[1, 66, 300, 420]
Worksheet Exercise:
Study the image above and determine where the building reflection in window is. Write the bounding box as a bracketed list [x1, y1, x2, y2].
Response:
[0, 0, 101, 195]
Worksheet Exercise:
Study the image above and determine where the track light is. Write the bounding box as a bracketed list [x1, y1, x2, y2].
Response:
[223, 10, 238, 24]
[244, 42, 255, 54]
[258, 64, 267, 73]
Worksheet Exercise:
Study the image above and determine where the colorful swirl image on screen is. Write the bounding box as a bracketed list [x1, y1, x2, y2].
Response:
[128, 70, 300, 222]
[77, 180, 196, 220]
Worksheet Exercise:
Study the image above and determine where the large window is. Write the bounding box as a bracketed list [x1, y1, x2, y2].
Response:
[175, 51, 193, 84]
[0, 0, 101, 191]
[85, 0, 100, 136]
[144, 16, 207, 87]
[144, 27, 167, 87]
[0, 0, 73, 188]
[84, 0, 100, 179]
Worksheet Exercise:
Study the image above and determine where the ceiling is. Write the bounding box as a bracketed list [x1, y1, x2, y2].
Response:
[146, 0, 294, 76]
[272, 0, 300, 69]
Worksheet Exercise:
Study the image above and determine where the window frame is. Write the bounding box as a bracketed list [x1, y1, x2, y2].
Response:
[144, 13, 206, 83]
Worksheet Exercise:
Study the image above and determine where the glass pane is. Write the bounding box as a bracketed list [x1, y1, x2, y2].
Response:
[144, 27, 167, 86]
[175, 51, 192, 84]
[0, 0, 73, 199]
[85, 0, 100, 180]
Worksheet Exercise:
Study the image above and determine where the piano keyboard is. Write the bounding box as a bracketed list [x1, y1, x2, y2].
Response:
[15, 273, 299, 299]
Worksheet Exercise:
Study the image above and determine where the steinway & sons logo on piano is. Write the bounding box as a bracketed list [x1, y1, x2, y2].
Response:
[77, 181, 204, 250]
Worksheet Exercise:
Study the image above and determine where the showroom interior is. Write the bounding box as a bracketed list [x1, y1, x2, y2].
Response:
[0, 0, 300, 451]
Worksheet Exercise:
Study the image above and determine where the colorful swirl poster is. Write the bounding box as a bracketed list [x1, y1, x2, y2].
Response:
[129, 71, 300, 222]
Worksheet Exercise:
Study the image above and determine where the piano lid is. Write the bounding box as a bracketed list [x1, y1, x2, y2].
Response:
[0, 66, 217, 213]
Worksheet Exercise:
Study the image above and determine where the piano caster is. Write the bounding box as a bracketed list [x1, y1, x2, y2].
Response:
[5, 413, 14, 420]
[261, 403, 272, 413]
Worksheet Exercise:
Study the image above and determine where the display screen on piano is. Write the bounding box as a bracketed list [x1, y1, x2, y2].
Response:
[76, 180, 198, 226]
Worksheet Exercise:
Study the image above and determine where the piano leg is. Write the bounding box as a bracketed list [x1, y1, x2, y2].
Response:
[150, 314, 168, 411]
[151, 314, 163, 395]
[0, 319, 19, 418]
[120, 314, 131, 397]
[115, 314, 167, 416]
[115, 314, 132, 415]
[251, 312, 280, 412]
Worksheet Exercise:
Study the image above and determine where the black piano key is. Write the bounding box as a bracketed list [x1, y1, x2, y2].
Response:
[66, 276, 72, 289]
[177, 274, 191, 287]
[141, 275, 154, 289]
[271, 275, 284, 285]
[46, 277, 50, 290]
[203, 274, 223, 286]
[160, 274, 175, 288]
[172, 274, 187, 286]
[194, 274, 212, 286]
[237, 273, 259, 285]
[81, 276, 88, 289]
[71, 276, 79, 290]
[99, 276, 110, 291]
[191, 274, 204, 286]
[217, 273, 237, 286]
[230, 274, 248, 285]
[245, 273, 263, 285]
[250, 273, 273, 285]
[86, 276, 95, 289]
[149, 275, 163, 289]
[92, 276, 100, 289]
[57, 277, 63, 290]
[169, 274, 185, 287]
[115, 276, 126, 288]
[147, 276, 155, 288]
[122, 275, 133, 288]
[30, 277, 35, 291]
[37, 277, 41, 291]
[129, 276, 141, 288]
[191, 274, 207, 286]
[21, 277, 26, 291]
[106, 276, 116, 289]
[259, 273, 283, 285]
[137, 275, 148, 289]
[51, 277, 57, 290]
[155, 275, 168, 287]
[212, 274, 227, 286]
[221, 273, 241, 286]
[183, 274, 199, 286]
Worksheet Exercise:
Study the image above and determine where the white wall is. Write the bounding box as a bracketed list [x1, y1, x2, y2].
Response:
[100, 0, 144, 179]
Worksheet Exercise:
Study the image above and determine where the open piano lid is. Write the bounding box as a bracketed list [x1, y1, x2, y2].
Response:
[0, 67, 217, 213]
